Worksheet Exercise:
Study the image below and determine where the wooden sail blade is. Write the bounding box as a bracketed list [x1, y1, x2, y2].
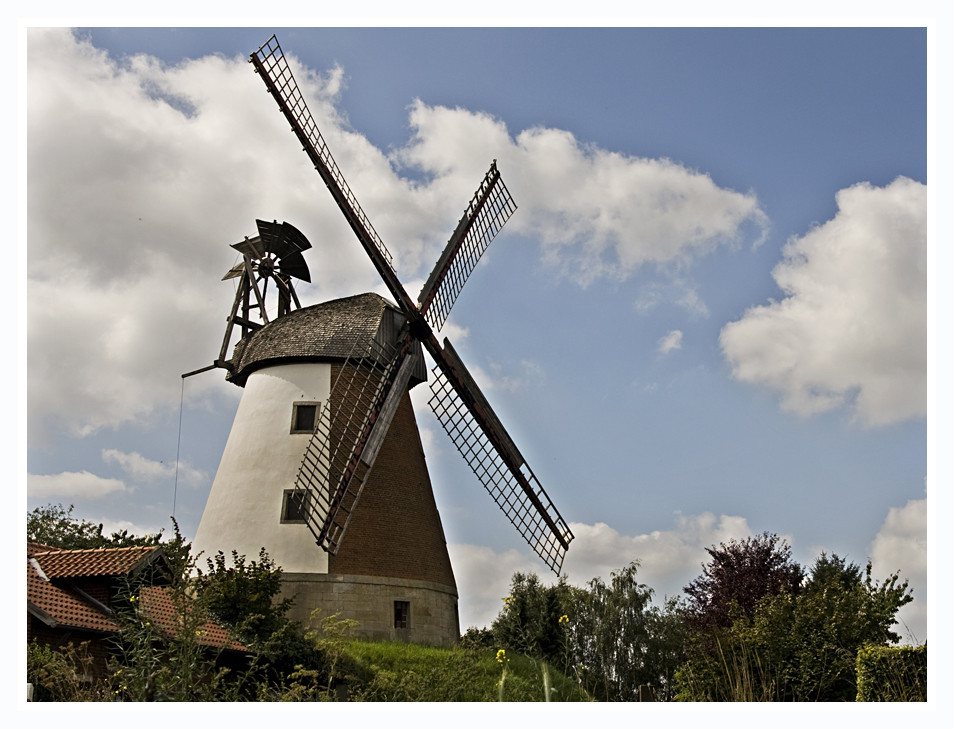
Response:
[250, 36, 417, 316]
[255, 219, 312, 259]
[291, 333, 418, 554]
[418, 161, 517, 332]
[230, 236, 266, 260]
[427, 338, 574, 574]
[278, 250, 311, 282]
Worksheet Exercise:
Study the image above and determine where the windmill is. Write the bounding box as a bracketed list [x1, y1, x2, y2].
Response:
[191, 35, 573, 644]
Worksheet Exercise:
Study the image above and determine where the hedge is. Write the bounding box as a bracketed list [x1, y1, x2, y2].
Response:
[856, 644, 926, 702]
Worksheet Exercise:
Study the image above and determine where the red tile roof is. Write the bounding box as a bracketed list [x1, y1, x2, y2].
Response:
[27, 559, 117, 633]
[27, 542, 57, 557]
[27, 544, 245, 653]
[139, 586, 245, 651]
[31, 545, 164, 579]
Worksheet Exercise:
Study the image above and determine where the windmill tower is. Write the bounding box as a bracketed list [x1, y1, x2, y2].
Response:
[191, 36, 573, 646]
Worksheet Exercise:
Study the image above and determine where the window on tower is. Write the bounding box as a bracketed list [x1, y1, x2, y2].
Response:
[290, 401, 320, 434]
[280, 489, 309, 524]
[394, 600, 410, 630]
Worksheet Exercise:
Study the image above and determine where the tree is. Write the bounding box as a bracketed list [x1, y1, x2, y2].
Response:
[570, 562, 686, 701]
[778, 554, 912, 700]
[192, 549, 324, 684]
[490, 563, 687, 701]
[683, 532, 804, 631]
[491, 572, 577, 666]
[674, 551, 914, 701]
[194, 549, 294, 644]
[27, 503, 164, 550]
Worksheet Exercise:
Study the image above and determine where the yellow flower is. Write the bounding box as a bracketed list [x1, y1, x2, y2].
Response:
[129, 595, 138, 602]
[496, 649, 506, 664]
[559, 614, 569, 624]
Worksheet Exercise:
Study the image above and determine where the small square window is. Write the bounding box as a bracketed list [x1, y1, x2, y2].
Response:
[394, 600, 410, 629]
[291, 402, 319, 434]
[281, 489, 309, 524]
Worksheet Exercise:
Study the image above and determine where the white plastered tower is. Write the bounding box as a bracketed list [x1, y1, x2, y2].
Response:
[191, 360, 331, 574]
[192, 292, 460, 646]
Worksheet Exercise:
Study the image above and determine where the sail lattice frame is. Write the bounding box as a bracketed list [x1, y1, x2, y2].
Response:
[429, 366, 573, 574]
[292, 335, 402, 554]
[418, 163, 517, 332]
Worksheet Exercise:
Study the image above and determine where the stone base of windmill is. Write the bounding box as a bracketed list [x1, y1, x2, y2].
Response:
[279, 572, 460, 647]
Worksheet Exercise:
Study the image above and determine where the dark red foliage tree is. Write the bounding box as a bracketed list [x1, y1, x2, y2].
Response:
[683, 532, 804, 631]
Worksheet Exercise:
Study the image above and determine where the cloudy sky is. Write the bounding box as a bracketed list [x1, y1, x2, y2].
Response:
[23, 25, 930, 640]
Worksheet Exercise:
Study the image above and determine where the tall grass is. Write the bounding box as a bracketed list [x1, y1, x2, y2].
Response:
[341, 640, 591, 701]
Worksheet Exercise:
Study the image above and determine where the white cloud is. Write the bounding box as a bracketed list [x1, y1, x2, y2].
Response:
[102, 449, 206, 488]
[466, 359, 546, 396]
[562, 513, 753, 599]
[27, 29, 767, 445]
[451, 511, 752, 629]
[399, 101, 768, 286]
[28, 471, 128, 500]
[677, 289, 710, 318]
[658, 329, 683, 354]
[98, 516, 171, 540]
[869, 498, 927, 644]
[635, 279, 710, 318]
[720, 177, 926, 427]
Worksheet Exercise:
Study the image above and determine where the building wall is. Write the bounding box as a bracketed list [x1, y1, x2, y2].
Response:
[280, 572, 459, 647]
[192, 363, 331, 574]
[195, 358, 459, 646]
[329, 385, 457, 591]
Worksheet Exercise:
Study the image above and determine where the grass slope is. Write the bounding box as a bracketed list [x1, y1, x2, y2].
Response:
[341, 641, 592, 702]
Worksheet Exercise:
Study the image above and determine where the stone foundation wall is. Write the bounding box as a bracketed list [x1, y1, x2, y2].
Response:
[280, 572, 460, 647]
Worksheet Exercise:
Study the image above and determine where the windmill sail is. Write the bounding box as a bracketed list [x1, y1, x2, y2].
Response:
[292, 332, 419, 553]
[418, 162, 517, 332]
[428, 340, 573, 574]
[250, 36, 412, 313]
[251, 34, 574, 574]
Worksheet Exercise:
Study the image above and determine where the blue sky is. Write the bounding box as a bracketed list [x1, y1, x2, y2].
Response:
[23, 25, 929, 637]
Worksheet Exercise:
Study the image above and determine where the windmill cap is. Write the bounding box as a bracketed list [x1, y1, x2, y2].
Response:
[225, 292, 426, 387]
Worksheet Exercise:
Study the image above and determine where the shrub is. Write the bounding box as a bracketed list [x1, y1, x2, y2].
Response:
[27, 640, 107, 702]
[856, 644, 927, 702]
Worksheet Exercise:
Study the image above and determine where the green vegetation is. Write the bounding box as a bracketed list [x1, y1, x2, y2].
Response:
[342, 641, 590, 701]
[28, 503, 165, 550]
[856, 644, 927, 702]
[489, 564, 685, 700]
[27, 505, 924, 702]
[672, 546, 915, 701]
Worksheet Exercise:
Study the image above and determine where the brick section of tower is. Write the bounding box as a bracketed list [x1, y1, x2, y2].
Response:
[329, 389, 457, 592]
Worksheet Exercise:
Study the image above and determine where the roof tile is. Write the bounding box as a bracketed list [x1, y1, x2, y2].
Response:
[27, 560, 117, 633]
[227, 292, 400, 385]
[32, 545, 162, 579]
[27, 544, 243, 653]
[139, 586, 245, 652]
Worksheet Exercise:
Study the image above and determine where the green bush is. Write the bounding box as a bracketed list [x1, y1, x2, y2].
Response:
[856, 644, 926, 702]
[674, 554, 914, 702]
